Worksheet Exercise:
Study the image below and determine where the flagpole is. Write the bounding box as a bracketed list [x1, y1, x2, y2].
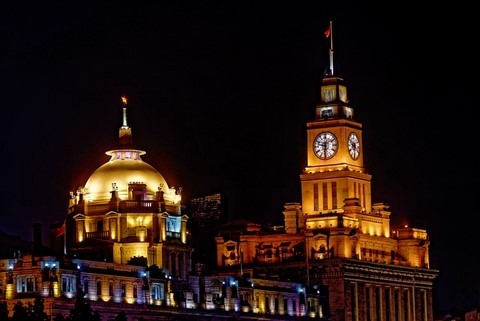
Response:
[63, 221, 67, 255]
[329, 20, 334, 76]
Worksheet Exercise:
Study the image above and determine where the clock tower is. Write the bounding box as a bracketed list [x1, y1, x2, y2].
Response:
[300, 27, 371, 216]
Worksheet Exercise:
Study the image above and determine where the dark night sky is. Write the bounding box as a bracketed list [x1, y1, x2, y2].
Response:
[1, 2, 478, 314]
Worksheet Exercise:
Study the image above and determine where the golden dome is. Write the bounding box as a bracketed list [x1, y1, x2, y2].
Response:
[81, 98, 179, 204]
[84, 148, 169, 202]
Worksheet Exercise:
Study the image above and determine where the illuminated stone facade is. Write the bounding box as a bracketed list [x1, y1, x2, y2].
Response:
[214, 68, 439, 320]
[63, 99, 192, 280]
[0, 38, 439, 321]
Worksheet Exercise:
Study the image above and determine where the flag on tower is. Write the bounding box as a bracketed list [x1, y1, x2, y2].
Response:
[324, 25, 331, 38]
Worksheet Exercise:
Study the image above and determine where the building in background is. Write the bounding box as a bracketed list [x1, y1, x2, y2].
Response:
[0, 230, 34, 260]
[187, 192, 226, 271]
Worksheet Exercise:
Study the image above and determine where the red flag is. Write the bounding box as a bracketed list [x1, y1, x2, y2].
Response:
[55, 222, 65, 238]
[324, 25, 331, 38]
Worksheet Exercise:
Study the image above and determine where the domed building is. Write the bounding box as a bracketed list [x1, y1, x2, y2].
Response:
[64, 97, 191, 279]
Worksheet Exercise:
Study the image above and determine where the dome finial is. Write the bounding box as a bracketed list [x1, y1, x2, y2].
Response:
[121, 95, 128, 128]
[118, 94, 133, 146]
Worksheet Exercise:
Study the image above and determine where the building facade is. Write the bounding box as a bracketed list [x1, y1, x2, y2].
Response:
[214, 30, 439, 321]
[0, 31, 438, 321]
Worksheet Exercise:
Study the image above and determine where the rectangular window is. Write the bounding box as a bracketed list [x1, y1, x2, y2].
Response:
[366, 287, 371, 321]
[313, 183, 319, 211]
[96, 281, 102, 295]
[362, 184, 366, 209]
[133, 284, 138, 298]
[322, 183, 328, 210]
[61, 275, 75, 292]
[320, 107, 334, 117]
[385, 287, 391, 321]
[375, 287, 382, 321]
[283, 297, 288, 314]
[151, 283, 164, 300]
[121, 283, 126, 297]
[395, 290, 400, 321]
[332, 182, 337, 209]
[420, 290, 426, 321]
[83, 279, 89, 294]
[109, 281, 114, 296]
[17, 276, 35, 293]
[350, 283, 358, 321]
[403, 290, 409, 321]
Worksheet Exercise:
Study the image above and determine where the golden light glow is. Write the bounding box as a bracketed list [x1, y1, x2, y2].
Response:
[121, 96, 127, 105]
[53, 282, 60, 297]
[138, 230, 146, 242]
[6, 284, 13, 299]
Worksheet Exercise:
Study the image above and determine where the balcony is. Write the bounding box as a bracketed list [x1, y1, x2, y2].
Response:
[119, 201, 159, 213]
[86, 230, 110, 239]
[84, 200, 160, 214]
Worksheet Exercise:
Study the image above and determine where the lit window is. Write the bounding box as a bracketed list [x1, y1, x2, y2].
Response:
[61, 275, 76, 292]
[121, 283, 126, 297]
[96, 280, 102, 295]
[151, 283, 164, 300]
[323, 89, 335, 102]
[17, 275, 35, 292]
[320, 107, 333, 118]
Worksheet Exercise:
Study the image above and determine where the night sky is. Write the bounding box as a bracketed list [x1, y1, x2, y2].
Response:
[1, 2, 478, 314]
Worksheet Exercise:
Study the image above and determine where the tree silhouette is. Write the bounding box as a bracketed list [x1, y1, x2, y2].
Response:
[66, 287, 101, 321]
[54, 313, 66, 321]
[115, 311, 127, 321]
[12, 301, 28, 321]
[0, 301, 8, 321]
[28, 296, 49, 321]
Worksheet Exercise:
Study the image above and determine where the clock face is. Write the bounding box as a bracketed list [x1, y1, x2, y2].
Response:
[348, 132, 360, 160]
[314, 132, 338, 159]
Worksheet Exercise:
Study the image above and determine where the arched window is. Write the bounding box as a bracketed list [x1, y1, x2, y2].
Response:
[96, 280, 102, 295]
[133, 283, 138, 298]
[109, 280, 114, 296]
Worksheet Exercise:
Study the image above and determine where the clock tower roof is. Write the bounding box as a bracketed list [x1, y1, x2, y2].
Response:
[315, 21, 355, 122]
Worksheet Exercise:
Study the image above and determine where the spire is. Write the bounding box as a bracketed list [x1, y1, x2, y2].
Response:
[118, 95, 133, 147]
[121, 95, 128, 128]
[105, 94, 146, 158]
[324, 20, 334, 76]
